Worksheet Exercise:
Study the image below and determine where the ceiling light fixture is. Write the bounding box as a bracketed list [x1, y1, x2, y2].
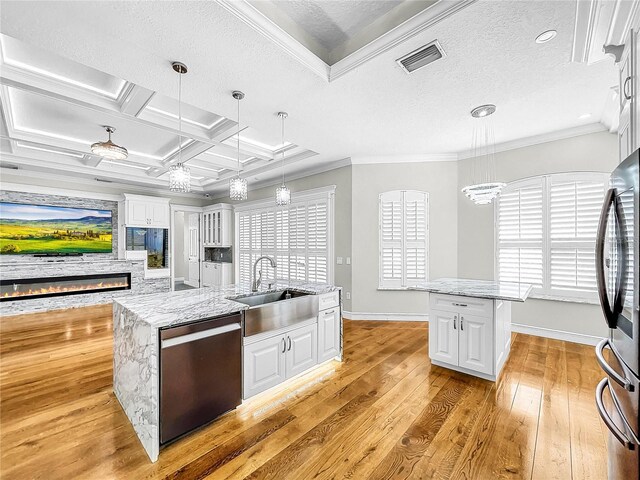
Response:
[275, 112, 291, 206]
[461, 104, 505, 205]
[168, 62, 191, 193]
[229, 90, 248, 201]
[535, 30, 557, 44]
[91, 126, 128, 160]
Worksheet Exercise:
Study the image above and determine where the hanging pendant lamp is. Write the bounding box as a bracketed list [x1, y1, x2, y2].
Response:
[275, 111, 291, 206]
[229, 91, 248, 201]
[461, 104, 505, 205]
[91, 126, 128, 160]
[169, 62, 191, 193]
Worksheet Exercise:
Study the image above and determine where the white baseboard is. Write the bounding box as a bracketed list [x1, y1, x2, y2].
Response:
[174, 277, 185, 282]
[342, 311, 429, 322]
[511, 323, 604, 346]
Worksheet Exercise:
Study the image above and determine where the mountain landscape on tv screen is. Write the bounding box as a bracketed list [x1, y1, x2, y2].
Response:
[0, 204, 113, 255]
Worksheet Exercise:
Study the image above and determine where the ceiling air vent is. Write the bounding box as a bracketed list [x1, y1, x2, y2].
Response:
[396, 40, 445, 74]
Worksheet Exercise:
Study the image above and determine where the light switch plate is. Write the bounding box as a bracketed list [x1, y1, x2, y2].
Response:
[346, 292, 351, 300]
[337, 257, 343, 265]
[346, 257, 351, 265]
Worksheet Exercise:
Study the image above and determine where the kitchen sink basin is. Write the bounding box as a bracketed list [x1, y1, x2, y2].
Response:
[234, 290, 319, 337]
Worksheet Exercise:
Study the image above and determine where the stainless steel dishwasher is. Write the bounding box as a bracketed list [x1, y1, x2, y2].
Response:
[159, 313, 242, 445]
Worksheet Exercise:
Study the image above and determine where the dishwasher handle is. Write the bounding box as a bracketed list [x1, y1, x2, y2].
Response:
[162, 323, 241, 348]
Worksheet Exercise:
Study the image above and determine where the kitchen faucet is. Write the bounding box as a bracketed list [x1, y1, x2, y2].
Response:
[252, 256, 277, 292]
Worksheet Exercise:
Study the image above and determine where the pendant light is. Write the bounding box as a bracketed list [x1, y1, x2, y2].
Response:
[91, 126, 128, 160]
[275, 111, 291, 206]
[461, 104, 505, 205]
[168, 61, 191, 193]
[229, 91, 248, 201]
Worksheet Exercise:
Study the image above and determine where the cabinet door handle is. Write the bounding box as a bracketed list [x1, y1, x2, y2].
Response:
[452, 302, 468, 307]
[461, 317, 464, 331]
[287, 336, 292, 351]
[282, 338, 286, 353]
[324, 309, 336, 315]
[453, 315, 457, 330]
[624, 76, 632, 100]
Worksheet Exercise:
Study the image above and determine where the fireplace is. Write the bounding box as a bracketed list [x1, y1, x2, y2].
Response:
[0, 273, 131, 302]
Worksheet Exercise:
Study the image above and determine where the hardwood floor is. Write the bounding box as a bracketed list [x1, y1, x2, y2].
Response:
[0, 305, 607, 479]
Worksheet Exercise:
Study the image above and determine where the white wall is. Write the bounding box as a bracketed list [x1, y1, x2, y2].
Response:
[457, 131, 618, 338]
[173, 211, 187, 280]
[350, 161, 458, 315]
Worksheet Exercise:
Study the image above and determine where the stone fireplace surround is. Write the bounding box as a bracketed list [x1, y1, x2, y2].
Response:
[0, 190, 170, 315]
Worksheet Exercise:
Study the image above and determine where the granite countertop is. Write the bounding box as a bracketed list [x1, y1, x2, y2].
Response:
[114, 280, 340, 329]
[409, 277, 532, 302]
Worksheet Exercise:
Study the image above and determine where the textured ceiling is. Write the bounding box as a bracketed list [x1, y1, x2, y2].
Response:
[0, 0, 617, 195]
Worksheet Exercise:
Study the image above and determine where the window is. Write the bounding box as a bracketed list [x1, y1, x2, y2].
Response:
[496, 172, 608, 301]
[379, 190, 429, 289]
[235, 187, 334, 285]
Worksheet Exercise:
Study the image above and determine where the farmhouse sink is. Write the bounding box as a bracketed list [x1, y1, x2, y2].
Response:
[235, 290, 318, 337]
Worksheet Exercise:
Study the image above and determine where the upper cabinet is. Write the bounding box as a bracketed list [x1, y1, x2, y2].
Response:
[618, 29, 637, 162]
[202, 204, 232, 247]
[121, 194, 171, 228]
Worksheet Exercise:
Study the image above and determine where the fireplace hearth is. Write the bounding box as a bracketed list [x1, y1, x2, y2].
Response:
[1, 273, 131, 302]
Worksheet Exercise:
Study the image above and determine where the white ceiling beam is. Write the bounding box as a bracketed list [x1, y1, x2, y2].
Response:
[119, 84, 156, 116]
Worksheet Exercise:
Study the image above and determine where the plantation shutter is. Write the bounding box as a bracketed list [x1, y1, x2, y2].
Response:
[497, 173, 608, 301]
[379, 190, 429, 288]
[497, 179, 544, 288]
[549, 174, 607, 295]
[235, 191, 333, 285]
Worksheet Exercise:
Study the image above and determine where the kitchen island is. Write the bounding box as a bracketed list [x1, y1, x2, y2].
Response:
[113, 281, 341, 462]
[410, 278, 532, 381]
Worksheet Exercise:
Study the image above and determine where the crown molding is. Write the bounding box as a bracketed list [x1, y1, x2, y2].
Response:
[456, 123, 608, 160]
[351, 153, 457, 164]
[215, 0, 476, 83]
[215, 0, 330, 81]
[330, 0, 476, 81]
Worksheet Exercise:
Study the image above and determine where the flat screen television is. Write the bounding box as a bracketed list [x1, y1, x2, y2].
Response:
[0, 202, 113, 255]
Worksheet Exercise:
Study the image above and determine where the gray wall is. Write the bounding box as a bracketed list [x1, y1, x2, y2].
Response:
[351, 161, 459, 315]
[212, 165, 353, 311]
[457, 131, 618, 337]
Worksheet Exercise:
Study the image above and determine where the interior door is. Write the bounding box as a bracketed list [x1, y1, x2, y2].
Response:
[428, 310, 458, 366]
[186, 213, 200, 288]
[458, 313, 494, 375]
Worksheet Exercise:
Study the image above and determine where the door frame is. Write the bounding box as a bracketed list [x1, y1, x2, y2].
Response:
[170, 204, 203, 291]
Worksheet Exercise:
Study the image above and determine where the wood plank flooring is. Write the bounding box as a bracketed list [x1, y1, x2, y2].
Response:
[0, 305, 607, 479]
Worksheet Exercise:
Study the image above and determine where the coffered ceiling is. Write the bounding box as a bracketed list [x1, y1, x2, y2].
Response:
[0, 33, 317, 196]
[0, 1, 622, 198]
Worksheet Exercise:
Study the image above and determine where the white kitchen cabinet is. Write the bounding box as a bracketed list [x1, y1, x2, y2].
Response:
[121, 194, 170, 228]
[201, 262, 232, 287]
[428, 293, 510, 381]
[202, 262, 214, 287]
[202, 204, 232, 247]
[243, 322, 318, 399]
[318, 307, 340, 363]
[243, 334, 287, 399]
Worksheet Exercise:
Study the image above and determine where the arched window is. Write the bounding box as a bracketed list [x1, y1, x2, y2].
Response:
[379, 190, 429, 289]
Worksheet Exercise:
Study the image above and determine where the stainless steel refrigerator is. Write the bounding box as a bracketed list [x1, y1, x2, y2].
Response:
[595, 149, 639, 479]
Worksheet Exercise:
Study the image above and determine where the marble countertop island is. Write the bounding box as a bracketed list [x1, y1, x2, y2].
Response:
[113, 280, 340, 462]
[409, 277, 532, 302]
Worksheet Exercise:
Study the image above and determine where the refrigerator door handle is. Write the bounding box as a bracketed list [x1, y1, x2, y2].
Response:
[596, 378, 639, 450]
[595, 338, 634, 391]
[596, 188, 617, 328]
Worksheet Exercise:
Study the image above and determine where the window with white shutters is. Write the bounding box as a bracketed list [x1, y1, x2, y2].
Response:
[235, 189, 333, 285]
[379, 190, 429, 289]
[497, 172, 608, 301]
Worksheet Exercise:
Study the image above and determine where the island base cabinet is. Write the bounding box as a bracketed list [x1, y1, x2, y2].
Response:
[428, 294, 510, 381]
[318, 307, 340, 363]
[243, 334, 287, 400]
[243, 323, 318, 399]
[458, 314, 493, 376]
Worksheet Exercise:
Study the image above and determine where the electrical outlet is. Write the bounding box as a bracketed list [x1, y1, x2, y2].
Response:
[346, 257, 351, 265]
[336, 256, 343, 265]
[346, 292, 351, 300]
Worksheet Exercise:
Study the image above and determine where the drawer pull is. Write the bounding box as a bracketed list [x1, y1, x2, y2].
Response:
[452, 302, 468, 307]
[324, 309, 336, 315]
